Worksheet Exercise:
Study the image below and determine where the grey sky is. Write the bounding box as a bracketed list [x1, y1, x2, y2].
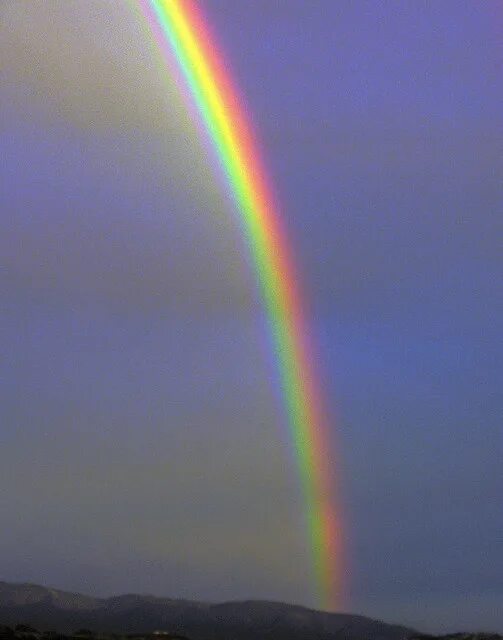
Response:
[1, 0, 502, 633]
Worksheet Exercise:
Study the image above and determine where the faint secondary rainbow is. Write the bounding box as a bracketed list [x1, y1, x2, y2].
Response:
[133, 0, 343, 609]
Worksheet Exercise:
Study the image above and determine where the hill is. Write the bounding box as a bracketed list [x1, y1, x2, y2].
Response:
[0, 581, 413, 640]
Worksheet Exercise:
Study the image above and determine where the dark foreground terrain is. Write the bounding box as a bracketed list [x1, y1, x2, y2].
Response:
[0, 582, 500, 640]
[2, 626, 502, 640]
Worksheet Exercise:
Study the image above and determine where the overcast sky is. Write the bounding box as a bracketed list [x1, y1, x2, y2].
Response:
[1, 0, 502, 633]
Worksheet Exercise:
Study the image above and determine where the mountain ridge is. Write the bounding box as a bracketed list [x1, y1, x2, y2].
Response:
[0, 580, 414, 640]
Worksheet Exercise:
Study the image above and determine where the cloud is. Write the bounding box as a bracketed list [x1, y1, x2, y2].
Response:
[0, 0, 190, 133]
[0, 0, 255, 315]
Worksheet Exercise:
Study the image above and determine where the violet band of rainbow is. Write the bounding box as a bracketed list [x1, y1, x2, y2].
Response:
[132, 0, 343, 609]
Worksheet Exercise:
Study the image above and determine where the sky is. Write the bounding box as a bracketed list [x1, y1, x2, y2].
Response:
[1, 0, 502, 633]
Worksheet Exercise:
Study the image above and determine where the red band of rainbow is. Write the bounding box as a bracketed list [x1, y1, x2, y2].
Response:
[132, 0, 343, 609]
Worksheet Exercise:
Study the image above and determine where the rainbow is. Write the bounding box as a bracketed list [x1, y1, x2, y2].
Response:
[132, 0, 343, 609]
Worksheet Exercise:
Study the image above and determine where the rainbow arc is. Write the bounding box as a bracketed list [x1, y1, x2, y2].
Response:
[134, 0, 343, 609]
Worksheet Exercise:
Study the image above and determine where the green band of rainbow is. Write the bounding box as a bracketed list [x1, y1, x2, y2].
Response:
[133, 0, 343, 609]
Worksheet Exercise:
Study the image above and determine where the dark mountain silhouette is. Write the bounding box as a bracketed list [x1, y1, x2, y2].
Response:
[411, 636, 502, 640]
[0, 581, 414, 640]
